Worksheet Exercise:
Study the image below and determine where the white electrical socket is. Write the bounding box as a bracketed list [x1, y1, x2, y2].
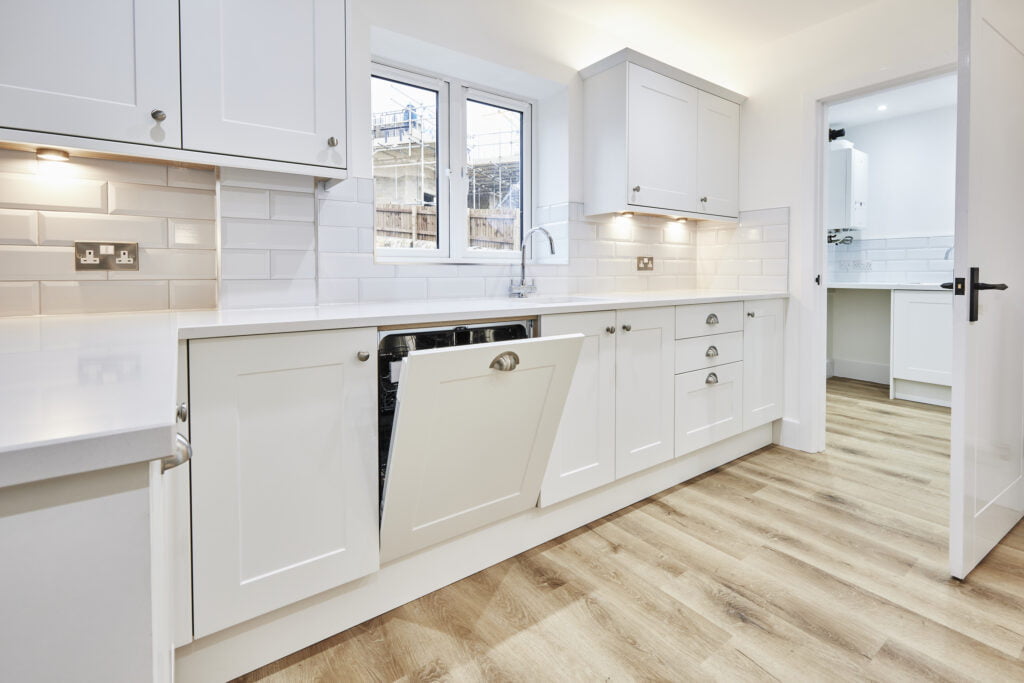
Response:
[80, 249, 99, 265]
[115, 249, 134, 265]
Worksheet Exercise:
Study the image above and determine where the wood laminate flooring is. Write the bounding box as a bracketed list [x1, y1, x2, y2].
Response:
[236, 378, 1024, 682]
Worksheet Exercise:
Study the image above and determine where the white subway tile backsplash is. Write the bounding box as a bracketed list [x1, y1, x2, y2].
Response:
[318, 278, 359, 304]
[220, 186, 269, 219]
[222, 250, 271, 280]
[50, 156, 168, 186]
[0, 245, 104, 281]
[108, 248, 216, 280]
[0, 281, 39, 316]
[222, 219, 315, 250]
[0, 209, 37, 245]
[318, 226, 361, 253]
[318, 199, 374, 228]
[738, 241, 788, 260]
[319, 252, 394, 279]
[40, 280, 168, 314]
[219, 279, 316, 308]
[169, 280, 217, 310]
[38, 212, 167, 247]
[219, 168, 314, 193]
[359, 278, 426, 302]
[427, 277, 485, 299]
[598, 221, 632, 242]
[168, 167, 216, 190]
[737, 275, 788, 291]
[270, 191, 315, 222]
[0, 173, 107, 212]
[169, 219, 217, 250]
[317, 177, 358, 202]
[761, 226, 789, 242]
[356, 178, 374, 204]
[271, 250, 316, 280]
[358, 228, 375, 253]
[109, 183, 215, 220]
[762, 259, 789, 276]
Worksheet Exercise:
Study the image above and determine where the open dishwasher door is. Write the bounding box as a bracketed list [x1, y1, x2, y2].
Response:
[380, 333, 583, 563]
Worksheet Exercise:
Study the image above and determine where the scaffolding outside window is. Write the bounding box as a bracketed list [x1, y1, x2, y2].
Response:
[371, 63, 532, 262]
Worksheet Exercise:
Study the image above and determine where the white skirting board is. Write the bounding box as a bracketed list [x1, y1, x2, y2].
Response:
[892, 378, 951, 407]
[174, 424, 773, 683]
[831, 358, 889, 385]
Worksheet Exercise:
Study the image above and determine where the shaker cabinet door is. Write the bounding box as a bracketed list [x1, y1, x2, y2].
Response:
[180, 0, 347, 168]
[0, 0, 181, 146]
[742, 298, 785, 430]
[189, 328, 378, 638]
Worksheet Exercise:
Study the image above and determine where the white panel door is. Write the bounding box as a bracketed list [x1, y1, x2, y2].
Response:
[950, 0, 1024, 579]
[189, 329, 379, 637]
[626, 64, 699, 213]
[538, 312, 616, 507]
[696, 91, 740, 217]
[892, 290, 953, 385]
[675, 362, 743, 456]
[381, 334, 583, 563]
[0, 0, 180, 146]
[615, 306, 675, 477]
[743, 298, 785, 430]
[179, 0, 347, 168]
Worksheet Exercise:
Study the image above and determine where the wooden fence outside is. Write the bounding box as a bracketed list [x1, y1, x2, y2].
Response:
[374, 204, 519, 250]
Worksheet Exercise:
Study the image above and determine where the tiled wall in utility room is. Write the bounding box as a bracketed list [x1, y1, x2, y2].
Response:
[0, 150, 217, 317]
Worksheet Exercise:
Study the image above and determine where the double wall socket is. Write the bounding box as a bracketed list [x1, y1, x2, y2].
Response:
[636, 256, 654, 271]
[75, 242, 139, 271]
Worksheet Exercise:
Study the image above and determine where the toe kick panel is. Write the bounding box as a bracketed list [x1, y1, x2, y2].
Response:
[380, 334, 583, 563]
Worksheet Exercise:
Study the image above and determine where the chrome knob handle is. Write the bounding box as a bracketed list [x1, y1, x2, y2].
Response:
[632, 185, 641, 193]
[175, 402, 188, 422]
[747, 311, 755, 318]
[357, 351, 371, 362]
[706, 313, 719, 325]
[605, 326, 616, 334]
[705, 346, 719, 358]
[151, 109, 167, 122]
[327, 136, 339, 147]
[705, 372, 719, 385]
[700, 196, 708, 203]
[621, 324, 632, 332]
[490, 351, 520, 372]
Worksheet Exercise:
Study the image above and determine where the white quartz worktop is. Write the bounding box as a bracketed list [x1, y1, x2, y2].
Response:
[0, 289, 786, 487]
[827, 282, 948, 291]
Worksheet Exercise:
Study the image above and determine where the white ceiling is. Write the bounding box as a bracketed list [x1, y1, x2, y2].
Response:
[828, 73, 957, 128]
[539, 0, 882, 59]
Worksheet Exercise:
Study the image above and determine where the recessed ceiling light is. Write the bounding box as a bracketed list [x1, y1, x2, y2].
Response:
[36, 148, 69, 162]
[877, 104, 888, 112]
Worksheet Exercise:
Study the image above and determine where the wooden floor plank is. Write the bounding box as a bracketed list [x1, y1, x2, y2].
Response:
[235, 378, 1024, 682]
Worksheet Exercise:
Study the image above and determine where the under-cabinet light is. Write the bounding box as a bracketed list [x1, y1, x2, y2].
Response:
[36, 148, 70, 162]
[620, 211, 634, 217]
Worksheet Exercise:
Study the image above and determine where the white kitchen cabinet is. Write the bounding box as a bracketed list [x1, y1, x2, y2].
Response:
[827, 147, 869, 230]
[180, 0, 347, 169]
[891, 289, 952, 406]
[675, 362, 744, 455]
[538, 311, 617, 507]
[188, 328, 379, 638]
[581, 50, 744, 219]
[380, 334, 582, 562]
[697, 91, 740, 217]
[615, 306, 675, 478]
[0, 0, 181, 147]
[742, 298, 786, 430]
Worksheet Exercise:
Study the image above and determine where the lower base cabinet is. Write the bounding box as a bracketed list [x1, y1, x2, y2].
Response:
[742, 298, 785, 429]
[675, 361, 744, 455]
[188, 328, 380, 638]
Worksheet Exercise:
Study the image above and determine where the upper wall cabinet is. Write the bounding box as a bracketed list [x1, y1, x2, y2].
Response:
[0, 0, 181, 147]
[582, 49, 743, 220]
[0, 0, 347, 177]
[179, 0, 346, 169]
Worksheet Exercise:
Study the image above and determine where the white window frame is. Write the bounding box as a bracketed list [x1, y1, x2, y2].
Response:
[371, 64, 451, 262]
[371, 61, 534, 264]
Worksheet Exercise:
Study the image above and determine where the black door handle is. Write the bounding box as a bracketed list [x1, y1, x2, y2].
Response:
[969, 266, 1008, 322]
[940, 282, 954, 289]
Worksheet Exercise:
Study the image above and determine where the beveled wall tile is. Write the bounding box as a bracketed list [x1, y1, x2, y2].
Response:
[0, 282, 40, 316]
[38, 212, 167, 247]
[0, 245, 105, 280]
[170, 280, 217, 310]
[40, 280, 169, 314]
[169, 219, 217, 250]
[109, 182, 215, 220]
[0, 209, 37, 245]
[0, 173, 107, 212]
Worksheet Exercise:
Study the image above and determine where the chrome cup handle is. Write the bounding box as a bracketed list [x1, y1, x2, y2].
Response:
[490, 351, 520, 372]
[706, 313, 719, 325]
[705, 372, 719, 385]
[705, 345, 719, 358]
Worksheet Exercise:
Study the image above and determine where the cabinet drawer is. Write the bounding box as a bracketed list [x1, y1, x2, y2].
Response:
[676, 301, 743, 338]
[675, 361, 743, 457]
[675, 331, 743, 373]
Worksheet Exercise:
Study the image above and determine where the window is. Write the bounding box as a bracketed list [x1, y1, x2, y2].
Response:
[372, 64, 532, 262]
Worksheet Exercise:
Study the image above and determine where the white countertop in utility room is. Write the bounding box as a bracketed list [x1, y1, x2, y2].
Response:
[827, 282, 948, 291]
[0, 289, 787, 488]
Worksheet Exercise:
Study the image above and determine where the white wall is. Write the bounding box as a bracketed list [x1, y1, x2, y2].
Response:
[844, 106, 956, 239]
[738, 0, 957, 452]
[827, 288, 891, 384]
